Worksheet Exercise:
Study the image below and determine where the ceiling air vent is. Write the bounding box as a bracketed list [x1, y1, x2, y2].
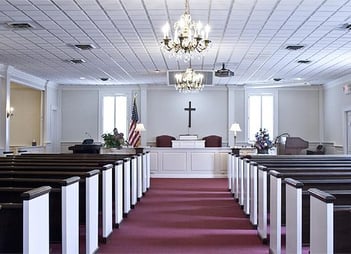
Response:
[297, 60, 311, 64]
[286, 45, 304, 50]
[74, 44, 96, 50]
[69, 59, 86, 64]
[6, 22, 35, 29]
[167, 70, 214, 86]
[340, 23, 351, 31]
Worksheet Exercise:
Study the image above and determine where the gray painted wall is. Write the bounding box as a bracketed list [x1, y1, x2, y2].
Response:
[278, 89, 320, 141]
[324, 83, 351, 146]
[147, 89, 228, 142]
[60, 86, 323, 148]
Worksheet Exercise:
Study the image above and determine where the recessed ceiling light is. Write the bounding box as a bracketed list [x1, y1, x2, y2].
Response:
[79, 77, 86, 80]
[297, 60, 311, 64]
[286, 45, 305, 50]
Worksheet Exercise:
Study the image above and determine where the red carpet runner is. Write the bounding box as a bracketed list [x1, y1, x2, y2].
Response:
[98, 178, 268, 254]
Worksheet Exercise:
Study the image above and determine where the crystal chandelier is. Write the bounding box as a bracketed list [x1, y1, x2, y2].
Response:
[174, 68, 204, 93]
[161, 0, 211, 62]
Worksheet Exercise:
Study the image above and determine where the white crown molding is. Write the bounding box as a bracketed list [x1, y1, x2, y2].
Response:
[324, 73, 351, 89]
[59, 84, 141, 91]
[0, 65, 56, 90]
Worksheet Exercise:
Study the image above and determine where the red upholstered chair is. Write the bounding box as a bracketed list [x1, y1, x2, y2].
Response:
[156, 135, 176, 147]
[202, 135, 222, 147]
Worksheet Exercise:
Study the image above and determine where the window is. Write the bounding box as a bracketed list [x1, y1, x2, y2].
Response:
[102, 95, 127, 136]
[248, 94, 274, 141]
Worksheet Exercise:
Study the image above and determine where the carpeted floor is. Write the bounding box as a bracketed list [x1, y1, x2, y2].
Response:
[97, 178, 269, 254]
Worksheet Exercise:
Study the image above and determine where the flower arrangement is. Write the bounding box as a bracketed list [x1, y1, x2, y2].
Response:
[254, 128, 273, 152]
[101, 128, 125, 149]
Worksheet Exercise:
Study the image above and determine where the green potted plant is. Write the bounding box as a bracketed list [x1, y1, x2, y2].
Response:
[101, 133, 121, 149]
[101, 128, 125, 149]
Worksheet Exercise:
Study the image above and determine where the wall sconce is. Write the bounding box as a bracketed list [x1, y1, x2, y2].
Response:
[6, 107, 14, 118]
[230, 123, 241, 147]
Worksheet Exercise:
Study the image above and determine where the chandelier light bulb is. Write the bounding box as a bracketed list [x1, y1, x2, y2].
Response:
[163, 23, 170, 38]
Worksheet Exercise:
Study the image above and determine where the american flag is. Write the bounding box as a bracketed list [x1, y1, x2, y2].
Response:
[128, 96, 140, 147]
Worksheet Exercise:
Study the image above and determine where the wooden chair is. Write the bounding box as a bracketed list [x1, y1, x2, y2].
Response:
[156, 135, 176, 147]
[202, 135, 222, 147]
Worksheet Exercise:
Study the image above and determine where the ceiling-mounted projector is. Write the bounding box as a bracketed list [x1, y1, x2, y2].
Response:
[215, 63, 234, 77]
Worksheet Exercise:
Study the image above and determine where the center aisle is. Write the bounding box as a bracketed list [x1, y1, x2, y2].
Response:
[98, 178, 268, 254]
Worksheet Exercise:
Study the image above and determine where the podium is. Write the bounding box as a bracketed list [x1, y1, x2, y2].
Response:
[68, 144, 102, 154]
[277, 137, 309, 155]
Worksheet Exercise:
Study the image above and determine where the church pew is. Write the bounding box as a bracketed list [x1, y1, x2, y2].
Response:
[250, 162, 351, 228]
[13, 153, 145, 218]
[0, 165, 107, 244]
[284, 178, 351, 254]
[0, 176, 80, 254]
[245, 154, 351, 161]
[0, 166, 100, 254]
[0, 157, 126, 226]
[16, 151, 151, 202]
[0, 174, 90, 254]
[0, 186, 51, 254]
[268, 170, 351, 254]
[24, 152, 151, 190]
[247, 159, 351, 214]
[0, 160, 115, 235]
[308, 188, 351, 254]
[15, 152, 151, 195]
[233, 154, 351, 220]
[7, 153, 146, 218]
[255, 164, 351, 243]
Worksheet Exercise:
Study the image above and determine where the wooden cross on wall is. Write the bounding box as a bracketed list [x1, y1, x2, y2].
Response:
[184, 101, 196, 128]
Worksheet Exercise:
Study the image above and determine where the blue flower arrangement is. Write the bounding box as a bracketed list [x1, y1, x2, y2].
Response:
[255, 128, 273, 151]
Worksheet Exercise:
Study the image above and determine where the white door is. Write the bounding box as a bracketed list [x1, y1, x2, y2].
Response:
[347, 111, 351, 154]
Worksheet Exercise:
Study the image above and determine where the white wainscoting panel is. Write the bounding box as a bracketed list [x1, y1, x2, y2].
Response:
[149, 147, 230, 178]
[191, 152, 214, 171]
[163, 152, 187, 172]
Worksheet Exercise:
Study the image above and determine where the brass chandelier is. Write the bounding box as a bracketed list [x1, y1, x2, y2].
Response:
[161, 0, 211, 62]
[174, 67, 204, 93]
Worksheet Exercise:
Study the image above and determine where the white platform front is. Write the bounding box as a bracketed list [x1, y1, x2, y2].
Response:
[148, 147, 230, 178]
[171, 140, 205, 148]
